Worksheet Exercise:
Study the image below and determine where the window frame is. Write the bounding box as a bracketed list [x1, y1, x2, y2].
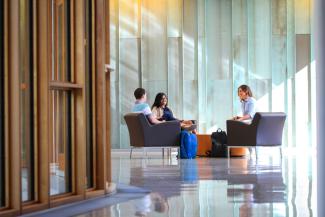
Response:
[85, 0, 94, 189]
[49, 0, 73, 196]
[20, 0, 36, 203]
[0, 0, 6, 208]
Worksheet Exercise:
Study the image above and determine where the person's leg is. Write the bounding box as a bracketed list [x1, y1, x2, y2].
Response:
[182, 120, 193, 125]
[180, 120, 197, 131]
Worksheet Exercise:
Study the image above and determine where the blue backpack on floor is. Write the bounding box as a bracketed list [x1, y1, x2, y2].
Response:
[180, 130, 198, 159]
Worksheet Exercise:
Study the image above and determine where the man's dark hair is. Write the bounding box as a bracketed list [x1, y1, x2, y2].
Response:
[134, 88, 146, 99]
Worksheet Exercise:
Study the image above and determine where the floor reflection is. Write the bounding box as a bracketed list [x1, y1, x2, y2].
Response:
[22, 150, 317, 217]
[75, 151, 316, 217]
[124, 158, 288, 217]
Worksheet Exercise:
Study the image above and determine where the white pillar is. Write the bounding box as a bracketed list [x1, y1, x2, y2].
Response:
[315, 0, 325, 216]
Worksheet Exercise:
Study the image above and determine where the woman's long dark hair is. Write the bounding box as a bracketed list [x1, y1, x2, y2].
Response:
[152, 92, 168, 109]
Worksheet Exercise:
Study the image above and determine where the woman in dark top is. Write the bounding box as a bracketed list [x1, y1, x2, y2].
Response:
[151, 92, 196, 131]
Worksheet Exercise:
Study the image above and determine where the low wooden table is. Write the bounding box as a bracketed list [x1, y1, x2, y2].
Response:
[196, 134, 212, 156]
[196, 134, 248, 157]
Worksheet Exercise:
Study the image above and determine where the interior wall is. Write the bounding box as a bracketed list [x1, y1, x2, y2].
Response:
[110, 0, 315, 149]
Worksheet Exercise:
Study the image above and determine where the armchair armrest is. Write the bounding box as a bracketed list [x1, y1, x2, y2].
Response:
[226, 120, 256, 146]
[227, 119, 250, 128]
[144, 121, 181, 147]
[151, 120, 181, 128]
[149, 121, 181, 135]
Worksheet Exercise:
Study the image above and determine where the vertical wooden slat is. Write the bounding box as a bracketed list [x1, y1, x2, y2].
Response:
[70, 0, 76, 195]
[105, 0, 112, 186]
[108, 0, 119, 149]
[105, 70, 112, 186]
[74, 0, 86, 196]
[8, 0, 21, 213]
[37, 0, 50, 206]
[95, 0, 107, 190]
[91, 0, 97, 188]
[32, 0, 39, 203]
[3, 0, 10, 211]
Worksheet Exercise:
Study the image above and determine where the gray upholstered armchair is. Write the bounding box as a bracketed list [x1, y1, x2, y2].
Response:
[124, 113, 181, 158]
[226, 112, 286, 159]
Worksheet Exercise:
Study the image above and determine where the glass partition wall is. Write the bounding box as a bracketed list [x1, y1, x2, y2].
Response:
[110, 0, 315, 150]
[0, 0, 5, 209]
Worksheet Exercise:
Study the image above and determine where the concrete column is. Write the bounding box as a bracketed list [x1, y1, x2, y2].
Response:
[315, 0, 325, 216]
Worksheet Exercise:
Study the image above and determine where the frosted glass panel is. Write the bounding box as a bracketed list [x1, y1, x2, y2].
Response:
[167, 0, 182, 37]
[119, 38, 140, 148]
[120, 0, 140, 38]
[232, 0, 247, 36]
[198, 37, 207, 131]
[109, 0, 118, 70]
[206, 0, 232, 80]
[120, 124, 130, 149]
[182, 0, 198, 120]
[272, 0, 286, 35]
[197, 0, 205, 38]
[272, 36, 286, 112]
[250, 79, 271, 112]
[142, 81, 167, 107]
[120, 38, 140, 115]
[295, 35, 311, 147]
[271, 36, 287, 85]
[287, 0, 295, 78]
[232, 35, 248, 116]
[248, 0, 271, 79]
[110, 82, 120, 148]
[183, 81, 198, 121]
[183, 0, 197, 81]
[142, 0, 167, 81]
[232, 37, 248, 81]
[295, 0, 310, 34]
[168, 37, 182, 119]
[295, 67, 309, 147]
[206, 80, 233, 133]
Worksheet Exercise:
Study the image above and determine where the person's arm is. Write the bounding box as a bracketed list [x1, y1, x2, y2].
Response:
[151, 106, 159, 119]
[245, 100, 256, 119]
[143, 105, 164, 124]
[236, 114, 251, 121]
[237, 100, 255, 121]
[148, 115, 164, 124]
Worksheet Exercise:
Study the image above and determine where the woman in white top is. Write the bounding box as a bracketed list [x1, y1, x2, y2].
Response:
[233, 85, 256, 121]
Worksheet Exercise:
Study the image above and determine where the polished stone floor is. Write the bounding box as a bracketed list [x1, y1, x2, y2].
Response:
[23, 148, 317, 217]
